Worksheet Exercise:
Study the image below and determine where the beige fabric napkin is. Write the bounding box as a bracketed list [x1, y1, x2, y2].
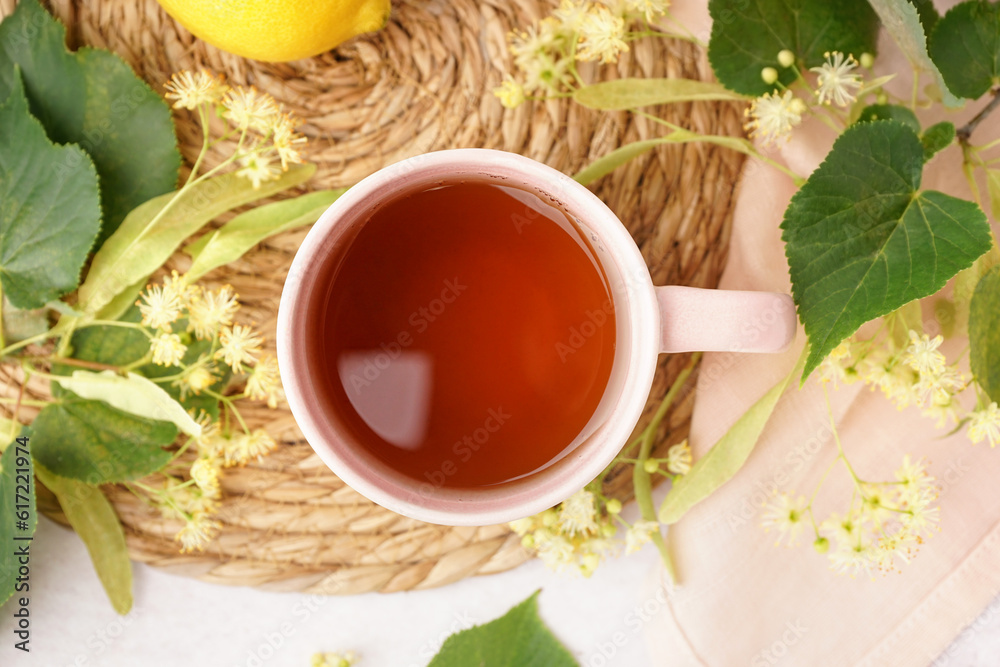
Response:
[646, 2, 1000, 665]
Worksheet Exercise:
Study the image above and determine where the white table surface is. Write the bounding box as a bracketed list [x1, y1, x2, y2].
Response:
[3, 513, 1000, 667]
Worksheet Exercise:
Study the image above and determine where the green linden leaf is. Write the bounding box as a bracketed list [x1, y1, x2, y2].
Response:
[781, 120, 992, 380]
[0, 0, 180, 242]
[707, 0, 879, 96]
[0, 432, 35, 607]
[908, 0, 940, 35]
[928, 0, 1000, 100]
[34, 465, 132, 615]
[30, 395, 176, 484]
[0, 72, 101, 309]
[856, 104, 921, 132]
[921, 121, 955, 161]
[969, 266, 1000, 403]
[428, 591, 577, 667]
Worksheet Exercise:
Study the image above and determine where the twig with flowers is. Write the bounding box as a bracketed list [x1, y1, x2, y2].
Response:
[0, 35, 344, 611]
[496, 0, 1000, 582]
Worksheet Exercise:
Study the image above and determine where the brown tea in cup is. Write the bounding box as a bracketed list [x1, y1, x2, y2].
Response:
[311, 181, 617, 489]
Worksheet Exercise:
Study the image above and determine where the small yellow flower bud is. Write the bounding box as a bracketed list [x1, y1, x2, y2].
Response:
[605, 498, 623, 514]
[813, 537, 830, 554]
[876, 91, 889, 105]
[601, 523, 617, 538]
[777, 50, 795, 68]
[581, 553, 601, 576]
[789, 97, 807, 115]
[859, 52, 874, 69]
[761, 67, 779, 85]
[521, 534, 535, 549]
[643, 459, 660, 474]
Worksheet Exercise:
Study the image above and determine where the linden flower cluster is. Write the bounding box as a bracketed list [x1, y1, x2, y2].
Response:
[818, 328, 998, 440]
[493, 0, 672, 108]
[762, 456, 940, 578]
[745, 50, 869, 146]
[163, 69, 307, 188]
[135, 273, 282, 552]
[511, 440, 690, 574]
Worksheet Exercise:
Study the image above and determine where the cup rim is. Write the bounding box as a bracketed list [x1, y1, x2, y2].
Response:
[277, 148, 659, 525]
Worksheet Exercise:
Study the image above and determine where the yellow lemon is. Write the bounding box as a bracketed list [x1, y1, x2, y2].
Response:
[156, 0, 391, 62]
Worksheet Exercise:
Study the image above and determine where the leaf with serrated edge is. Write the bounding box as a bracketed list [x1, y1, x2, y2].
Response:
[573, 78, 744, 110]
[0, 0, 179, 241]
[52, 370, 201, 437]
[856, 104, 921, 132]
[928, 0, 1000, 100]
[659, 351, 802, 524]
[781, 121, 991, 380]
[35, 465, 132, 614]
[970, 266, 1000, 403]
[0, 72, 101, 309]
[184, 189, 344, 282]
[30, 398, 176, 483]
[428, 591, 577, 667]
[77, 164, 315, 316]
[708, 0, 878, 96]
[1, 436, 35, 606]
[908, 0, 940, 35]
[869, 0, 963, 107]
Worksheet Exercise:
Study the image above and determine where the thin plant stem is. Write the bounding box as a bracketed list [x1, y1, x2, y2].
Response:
[0, 395, 49, 407]
[632, 352, 702, 584]
[0, 329, 58, 357]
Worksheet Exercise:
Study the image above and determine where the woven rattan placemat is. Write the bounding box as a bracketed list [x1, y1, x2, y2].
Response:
[0, 0, 746, 594]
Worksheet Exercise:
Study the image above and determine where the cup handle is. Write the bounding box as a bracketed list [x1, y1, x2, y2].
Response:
[655, 285, 797, 354]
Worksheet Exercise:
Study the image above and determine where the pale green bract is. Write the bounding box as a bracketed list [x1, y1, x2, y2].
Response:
[573, 78, 743, 110]
[969, 266, 1000, 404]
[35, 466, 133, 615]
[574, 131, 754, 186]
[868, 0, 963, 107]
[76, 164, 315, 317]
[184, 188, 344, 283]
[51, 370, 201, 438]
[658, 352, 801, 524]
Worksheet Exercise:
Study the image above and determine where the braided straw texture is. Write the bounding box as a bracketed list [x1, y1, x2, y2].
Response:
[0, 0, 746, 594]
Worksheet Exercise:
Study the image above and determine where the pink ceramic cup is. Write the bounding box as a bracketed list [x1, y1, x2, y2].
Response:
[277, 149, 795, 526]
